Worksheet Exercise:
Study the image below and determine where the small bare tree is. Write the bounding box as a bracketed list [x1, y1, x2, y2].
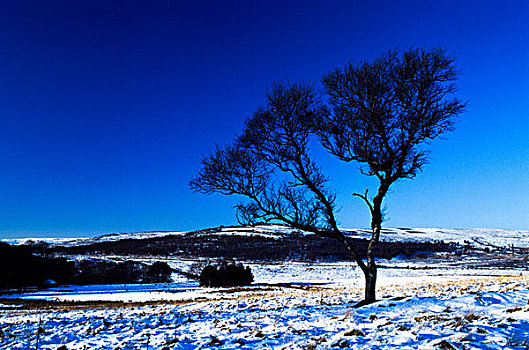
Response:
[320, 47, 466, 302]
[190, 82, 367, 291]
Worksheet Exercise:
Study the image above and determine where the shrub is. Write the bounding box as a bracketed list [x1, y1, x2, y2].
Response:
[199, 261, 253, 287]
[0, 242, 173, 290]
[0, 242, 75, 290]
[145, 261, 173, 283]
[72, 260, 172, 285]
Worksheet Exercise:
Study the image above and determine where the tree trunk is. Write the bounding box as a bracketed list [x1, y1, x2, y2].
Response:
[353, 220, 381, 307]
[362, 181, 387, 304]
[364, 262, 377, 302]
[363, 224, 380, 303]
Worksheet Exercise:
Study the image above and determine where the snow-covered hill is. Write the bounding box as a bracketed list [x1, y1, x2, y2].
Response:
[345, 227, 529, 249]
[3, 225, 528, 250]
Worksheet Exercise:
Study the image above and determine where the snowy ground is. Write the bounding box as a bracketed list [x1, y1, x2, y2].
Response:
[2, 225, 529, 348]
[1, 261, 529, 349]
[3, 255, 524, 304]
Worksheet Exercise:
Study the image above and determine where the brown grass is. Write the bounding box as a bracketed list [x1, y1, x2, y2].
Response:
[1, 274, 526, 312]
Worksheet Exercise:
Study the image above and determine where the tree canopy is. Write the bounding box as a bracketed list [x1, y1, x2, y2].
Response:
[191, 82, 338, 235]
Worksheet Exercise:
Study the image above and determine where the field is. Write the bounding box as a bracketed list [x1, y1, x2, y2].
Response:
[1, 226, 529, 349]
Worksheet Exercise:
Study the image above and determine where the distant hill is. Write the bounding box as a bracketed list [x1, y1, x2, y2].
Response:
[47, 224, 454, 261]
[5, 224, 528, 262]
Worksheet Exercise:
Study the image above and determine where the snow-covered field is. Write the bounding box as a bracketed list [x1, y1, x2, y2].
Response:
[1, 261, 529, 349]
[1, 226, 529, 349]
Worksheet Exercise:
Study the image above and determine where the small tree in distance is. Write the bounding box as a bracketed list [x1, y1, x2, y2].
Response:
[320, 47, 466, 302]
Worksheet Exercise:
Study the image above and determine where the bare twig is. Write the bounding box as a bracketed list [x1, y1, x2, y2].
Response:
[353, 189, 374, 215]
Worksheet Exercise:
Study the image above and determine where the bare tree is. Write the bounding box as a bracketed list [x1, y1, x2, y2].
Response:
[190, 82, 368, 294]
[191, 48, 465, 305]
[320, 47, 466, 302]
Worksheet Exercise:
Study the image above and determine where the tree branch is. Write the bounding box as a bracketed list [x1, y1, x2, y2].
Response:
[353, 189, 374, 215]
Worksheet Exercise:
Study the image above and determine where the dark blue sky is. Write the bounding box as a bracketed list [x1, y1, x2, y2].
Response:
[1, 1, 528, 238]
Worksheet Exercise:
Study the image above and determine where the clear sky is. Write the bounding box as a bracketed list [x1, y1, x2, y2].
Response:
[0, 1, 528, 238]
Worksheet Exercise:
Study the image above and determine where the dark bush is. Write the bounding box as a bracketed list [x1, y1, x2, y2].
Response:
[0, 242, 75, 290]
[0, 241, 173, 290]
[199, 261, 253, 287]
[145, 261, 173, 283]
[72, 259, 172, 285]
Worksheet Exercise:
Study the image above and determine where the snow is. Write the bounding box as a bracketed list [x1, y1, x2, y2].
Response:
[0, 225, 295, 246]
[1, 275, 529, 349]
[345, 227, 529, 249]
[212, 225, 303, 239]
[4, 226, 529, 250]
[0, 231, 186, 247]
[1, 225, 529, 348]
[1, 261, 528, 349]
